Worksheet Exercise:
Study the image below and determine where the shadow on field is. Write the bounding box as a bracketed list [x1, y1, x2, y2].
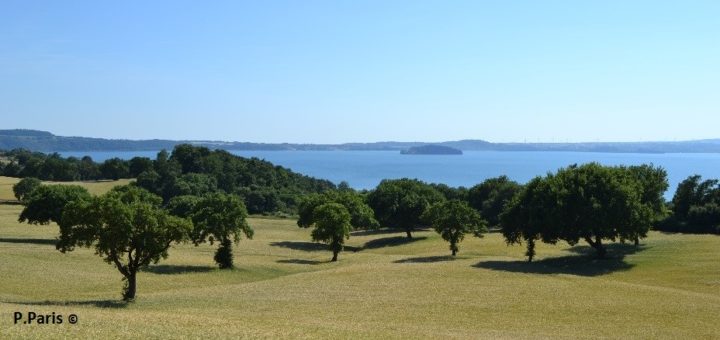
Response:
[474, 243, 645, 277]
[363, 236, 427, 249]
[394, 255, 456, 263]
[276, 259, 327, 265]
[0, 238, 56, 246]
[0, 200, 22, 206]
[141, 265, 216, 275]
[350, 229, 407, 237]
[5, 299, 128, 309]
[270, 241, 361, 252]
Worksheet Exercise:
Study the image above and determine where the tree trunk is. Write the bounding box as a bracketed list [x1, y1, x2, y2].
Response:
[451, 249, 457, 256]
[634, 236, 640, 246]
[525, 238, 536, 263]
[584, 236, 607, 259]
[215, 238, 234, 269]
[595, 237, 606, 259]
[123, 271, 137, 301]
[331, 250, 338, 262]
[405, 230, 413, 239]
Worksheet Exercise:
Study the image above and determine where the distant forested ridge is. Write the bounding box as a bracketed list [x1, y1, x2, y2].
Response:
[3, 129, 720, 153]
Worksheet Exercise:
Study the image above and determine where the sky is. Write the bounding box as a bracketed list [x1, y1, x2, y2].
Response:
[1, 1, 719, 143]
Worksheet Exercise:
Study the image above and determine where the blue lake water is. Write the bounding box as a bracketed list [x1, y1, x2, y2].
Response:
[59, 150, 720, 199]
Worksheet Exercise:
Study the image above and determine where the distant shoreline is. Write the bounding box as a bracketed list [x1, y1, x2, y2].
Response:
[2, 129, 720, 153]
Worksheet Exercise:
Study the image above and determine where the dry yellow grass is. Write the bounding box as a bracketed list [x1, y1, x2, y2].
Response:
[0, 176, 718, 339]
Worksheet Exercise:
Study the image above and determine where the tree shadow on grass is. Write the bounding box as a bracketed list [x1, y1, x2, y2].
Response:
[276, 259, 327, 265]
[270, 241, 361, 252]
[363, 236, 427, 250]
[0, 200, 22, 206]
[0, 238, 56, 246]
[4, 299, 128, 309]
[474, 243, 646, 277]
[141, 265, 216, 275]
[350, 229, 406, 237]
[394, 255, 456, 263]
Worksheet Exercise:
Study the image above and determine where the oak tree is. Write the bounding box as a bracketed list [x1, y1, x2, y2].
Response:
[310, 203, 351, 261]
[423, 200, 487, 256]
[57, 186, 191, 301]
[190, 193, 253, 269]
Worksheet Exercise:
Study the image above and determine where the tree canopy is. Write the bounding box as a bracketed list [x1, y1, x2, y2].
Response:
[189, 193, 253, 269]
[1, 144, 335, 216]
[367, 178, 445, 238]
[99, 158, 130, 180]
[297, 190, 378, 230]
[19, 184, 92, 225]
[423, 200, 488, 256]
[13, 177, 42, 202]
[500, 163, 665, 261]
[57, 186, 192, 301]
[467, 176, 522, 227]
[134, 145, 335, 214]
[310, 203, 352, 262]
[658, 175, 720, 234]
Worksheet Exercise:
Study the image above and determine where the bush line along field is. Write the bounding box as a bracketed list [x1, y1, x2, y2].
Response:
[0, 176, 719, 339]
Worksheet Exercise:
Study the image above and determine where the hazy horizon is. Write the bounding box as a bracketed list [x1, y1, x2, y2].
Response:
[2, 1, 719, 143]
[4, 128, 720, 145]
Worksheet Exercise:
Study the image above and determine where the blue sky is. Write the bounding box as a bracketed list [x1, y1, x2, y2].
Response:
[1, 1, 719, 143]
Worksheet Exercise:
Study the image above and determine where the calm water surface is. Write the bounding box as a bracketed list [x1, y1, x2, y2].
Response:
[60, 150, 720, 199]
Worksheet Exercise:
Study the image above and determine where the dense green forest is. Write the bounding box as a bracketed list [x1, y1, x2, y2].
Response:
[1, 145, 335, 214]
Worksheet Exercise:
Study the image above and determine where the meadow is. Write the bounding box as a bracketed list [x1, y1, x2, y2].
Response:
[0, 176, 718, 339]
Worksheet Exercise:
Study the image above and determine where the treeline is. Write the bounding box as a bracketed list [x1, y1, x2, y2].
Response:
[0, 149, 135, 181]
[294, 164, 719, 265]
[2, 145, 336, 214]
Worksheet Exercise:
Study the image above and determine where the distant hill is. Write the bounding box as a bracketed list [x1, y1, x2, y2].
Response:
[2, 129, 720, 153]
[401, 145, 463, 155]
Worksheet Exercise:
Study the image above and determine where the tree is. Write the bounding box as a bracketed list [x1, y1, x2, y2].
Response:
[500, 163, 658, 260]
[19, 185, 92, 225]
[297, 190, 378, 230]
[100, 158, 130, 180]
[430, 183, 468, 201]
[190, 193, 253, 269]
[13, 177, 42, 202]
[626, 165, 669, 244]
[135, 170, 161, 194]
[129, 157, 154, 178]
[166, 173, 218, 198]
[2, 161, 21, 177]
[39, 153, 78, 181]
[423, 200, 487, 256]
[500, 177, 557, 262]
[57, 186, 191, 301]
[242, 188, 281, 214]
[78, 156, 100, 180]
[166, 195, 200, 218]
[661, 175, 720, 234]
[367, 178, 445, 238]
[310, 203, 351, 261]
[467, 176, 522, 227]
[671, 175, 718, 221]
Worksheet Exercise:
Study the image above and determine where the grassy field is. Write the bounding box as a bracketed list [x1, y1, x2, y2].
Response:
[0, 176, 718, 339]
